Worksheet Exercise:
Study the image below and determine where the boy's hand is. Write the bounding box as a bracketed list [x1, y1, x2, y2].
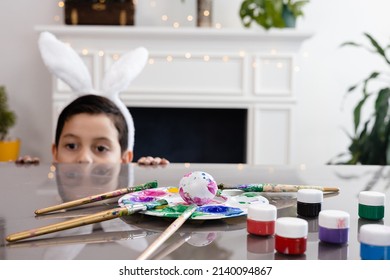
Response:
[15, 155, 40, 165]
[137, 156, 170, 166]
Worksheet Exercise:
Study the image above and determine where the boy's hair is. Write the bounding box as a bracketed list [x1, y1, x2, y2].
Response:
[55, 94, 128, 153]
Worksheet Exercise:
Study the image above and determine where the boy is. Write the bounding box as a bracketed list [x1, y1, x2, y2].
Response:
[17, 94, 169, 165]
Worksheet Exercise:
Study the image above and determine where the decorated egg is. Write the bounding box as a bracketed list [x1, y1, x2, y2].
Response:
[179, 171, 218, 205]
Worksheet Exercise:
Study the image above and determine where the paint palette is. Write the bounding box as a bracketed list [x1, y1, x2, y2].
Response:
[118, 187, 269, 220]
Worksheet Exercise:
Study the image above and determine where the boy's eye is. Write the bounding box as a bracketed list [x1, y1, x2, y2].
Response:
[65, 143, 77, 150]
[96, 145, 109, 152]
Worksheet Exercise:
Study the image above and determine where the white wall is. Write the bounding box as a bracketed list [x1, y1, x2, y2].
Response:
[0, 0, 389, 164]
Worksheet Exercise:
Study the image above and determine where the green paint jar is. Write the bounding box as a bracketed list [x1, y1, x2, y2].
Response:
[358, 191, 385, 221]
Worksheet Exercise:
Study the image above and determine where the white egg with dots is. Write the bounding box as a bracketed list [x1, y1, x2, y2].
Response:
[179, 171, 218, 206]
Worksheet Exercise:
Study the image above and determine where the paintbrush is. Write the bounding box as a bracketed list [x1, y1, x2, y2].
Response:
[136, 204, 198, 260]
[35, 181, 158, 215]
[6, 199, 167, 242]
[218, 183, 340, 193]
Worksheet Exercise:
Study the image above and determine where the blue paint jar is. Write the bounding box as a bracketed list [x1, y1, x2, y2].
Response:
[359, 224, 390, 260]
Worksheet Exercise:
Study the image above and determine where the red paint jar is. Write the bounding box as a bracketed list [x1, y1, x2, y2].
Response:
[247, 204, 277, 236]
[275, 217, 308, 255]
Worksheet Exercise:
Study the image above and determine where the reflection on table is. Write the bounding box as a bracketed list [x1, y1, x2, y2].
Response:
[1, 163, 389, 259]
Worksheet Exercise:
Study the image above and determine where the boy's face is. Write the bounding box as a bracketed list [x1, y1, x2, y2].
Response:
[52, 113, 132, 164]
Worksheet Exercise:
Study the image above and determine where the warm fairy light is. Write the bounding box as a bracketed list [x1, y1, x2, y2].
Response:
[54, 15, 60, 22]
[148, 58, 155, 64]
[161, 15, 168, 21]
[112, 54, 120, 60]
[98, 51, 104, 56]
[81, 49, 88, 55]
[166, 55, 173, 62]
[50, 165, 56, 172]
[203, 10, 210, 17]
[184, 163, 191, 168]
[48, 172, 55, 179]
[203, 55, 210, 62]
[187, 15, 194, 22]
[215, 23, 222, 29]
[222, 55, 229, 62]
[276, 62, 283, 68]
[239, 51, 246, 57]
[173, 22, 180, 28]
[58, 1, 64, 8]
[185, 52, 192, 59]
[236, 164, 244, 171]
[270, 49, 278, 55]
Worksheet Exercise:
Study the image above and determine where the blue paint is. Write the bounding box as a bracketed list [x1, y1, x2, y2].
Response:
[197, 205, 243, 216]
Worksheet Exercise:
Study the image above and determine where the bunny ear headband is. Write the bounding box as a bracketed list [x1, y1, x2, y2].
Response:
[37, 31, 149, 151]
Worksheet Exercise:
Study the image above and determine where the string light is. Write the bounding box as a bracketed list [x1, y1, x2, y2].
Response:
[98, 51, 104, 57]
[81, 49, 89, 55]
[185, 53, 192, 59]
[166, 55, 173, 62]
[58, 1, 64, 8]
[148, 58, 155, 64]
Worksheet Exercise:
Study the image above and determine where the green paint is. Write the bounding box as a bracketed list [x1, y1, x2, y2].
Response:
[243, 192, 258, 197]
[130, 181, 158, 192]
[150, 204, 206, 218]
[242, 186, 264, 192]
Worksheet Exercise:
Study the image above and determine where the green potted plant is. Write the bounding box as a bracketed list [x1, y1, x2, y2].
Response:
[0, 86, 19, 161]
[330, 33, 390, 165]
[239, 0, 309, 30]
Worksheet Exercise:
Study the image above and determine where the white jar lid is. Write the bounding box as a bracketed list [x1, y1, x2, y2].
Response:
[359, 224, 390, 246]
[247, 204, 277, 221]
[319, 210, 350, 229]
[297, 189, 323, 203]
[275, 217, 308, 238]
[359, 191, 385, 206]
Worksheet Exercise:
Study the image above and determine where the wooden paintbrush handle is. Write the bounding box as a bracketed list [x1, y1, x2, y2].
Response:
[7, 205, 146, 242]
[34, 188, 130, 215]
[35, 181, 157, 215]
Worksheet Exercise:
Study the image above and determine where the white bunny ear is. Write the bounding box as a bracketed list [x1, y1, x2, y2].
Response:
[102, 47, 149, 151]
[38, 31, 94, 93]
[101, 47, 148, 96]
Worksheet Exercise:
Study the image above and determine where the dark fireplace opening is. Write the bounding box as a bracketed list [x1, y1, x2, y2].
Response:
[128, 107, 247, 163]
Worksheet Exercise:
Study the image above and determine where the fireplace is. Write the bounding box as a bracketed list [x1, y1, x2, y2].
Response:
[43, 25, 311, 165]
[129, 107, 247, 163]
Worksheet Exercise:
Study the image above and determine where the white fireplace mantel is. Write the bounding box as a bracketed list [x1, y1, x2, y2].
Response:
[35, 25, 312, 165]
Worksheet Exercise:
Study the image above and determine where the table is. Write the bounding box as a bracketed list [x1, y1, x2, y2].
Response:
[1, 162, 389, 260]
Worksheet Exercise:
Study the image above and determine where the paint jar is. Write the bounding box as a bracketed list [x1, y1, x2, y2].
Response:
[359, 224, 390, 260]
[247, 204, 277, 236]
[275, 217, 308, 255]
[297, 189, 323, 217]
[318, 210, 350, 244]
[358, 191, 385, 220]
